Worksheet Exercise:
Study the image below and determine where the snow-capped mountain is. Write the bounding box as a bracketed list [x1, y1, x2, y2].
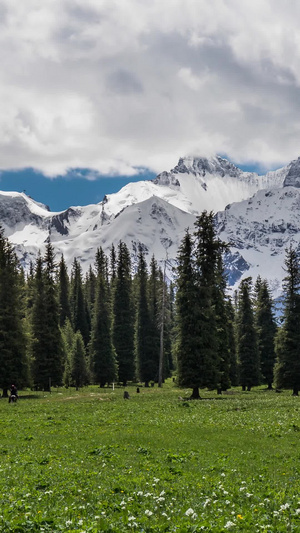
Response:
[0, 154, 298, 293]
[216, 156, 300, 296]
[101, 155, 287, 218]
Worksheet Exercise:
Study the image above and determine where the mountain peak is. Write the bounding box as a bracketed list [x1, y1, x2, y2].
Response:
[172, 155, 242, 178]
[283, 157, 300, 188]
[153, 154, 242, 186]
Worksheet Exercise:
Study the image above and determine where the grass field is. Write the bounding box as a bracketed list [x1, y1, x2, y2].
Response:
[1, 382, 300, 532]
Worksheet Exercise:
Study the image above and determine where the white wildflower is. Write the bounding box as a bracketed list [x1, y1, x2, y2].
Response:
[280, 503, 290, 511]
[224, 520, 235, 529]
[185, 508, 195, 516]
[145, 510, 153, 517]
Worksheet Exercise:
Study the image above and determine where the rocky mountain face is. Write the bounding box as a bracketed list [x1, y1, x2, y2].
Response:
[0, 155, 298, 294]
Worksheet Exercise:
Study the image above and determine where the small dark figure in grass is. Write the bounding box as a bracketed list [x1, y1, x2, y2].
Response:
[123, 391, 130, 400]
[136, 387, 140, 393]
[9, 384, 18, 403]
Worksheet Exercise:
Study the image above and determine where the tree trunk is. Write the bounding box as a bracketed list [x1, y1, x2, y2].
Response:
[267, 383, 273, 390]
[247, 386, 251, 392]
[2, 388, 8, 398]
[292, 387, 299, 396]
[145, 381, 149, 388]
[190, 387, 201, 399]
[242, 385, 246, 391]
[217, 388, 222, 395]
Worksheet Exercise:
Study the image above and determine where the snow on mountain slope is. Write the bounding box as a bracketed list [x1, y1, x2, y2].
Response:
[6, 193, 195, 275]
[102, 155, 288, 219]
[216, 184, 300, 296]
[0, 154, 299, 292]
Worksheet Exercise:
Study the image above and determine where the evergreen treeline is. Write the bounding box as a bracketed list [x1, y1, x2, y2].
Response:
[1, 213, 300, 397]
[0, 234, 173, 395]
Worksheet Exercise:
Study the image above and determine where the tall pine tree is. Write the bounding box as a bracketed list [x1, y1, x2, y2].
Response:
[70, 258, 89, 346]
[58, 254, 71, 327]
[30, 245, 64, 390]
[113, 242, 135, 386]
[90, 257, 117, 387]
[274, 247, 300, 395]
[175, 230, 201, 398]
[255, 278, 277, 389]
[0, 229, 28, 396]
[135, 248, 155, 386]
[236, 277, 260, 391]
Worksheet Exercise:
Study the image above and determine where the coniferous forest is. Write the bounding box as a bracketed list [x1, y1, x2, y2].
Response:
[1, 211, 300, 398]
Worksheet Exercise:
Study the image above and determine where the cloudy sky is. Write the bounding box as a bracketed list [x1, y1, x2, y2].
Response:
[1, 0, 300, 209]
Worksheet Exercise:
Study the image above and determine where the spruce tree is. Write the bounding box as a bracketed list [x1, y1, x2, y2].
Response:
[214, 253, 231, 393]
[236, 277, 260, 391]
[135, 248, 155, 386]
[193, 211, 224, 394]
[226, 297, 239, 387]
[274, 247, 300, 395]
[175, 230, 201, 398]
[70, 258, 89, 345]
[110, 244, 117, 283]
[90, 266, 117, 387]
[255, 279, 277, 389]
[62, 318, 75, 388]
[30, 245, 64, 390]
[58, 254, 71, 327]
[113, 242, 135, 386]
[0, 229, 28, 396]
[148, 255, 161, 382]
[70, 331, 89, 390]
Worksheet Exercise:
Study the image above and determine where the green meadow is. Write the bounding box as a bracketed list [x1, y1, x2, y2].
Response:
[1, 383, 300, 532]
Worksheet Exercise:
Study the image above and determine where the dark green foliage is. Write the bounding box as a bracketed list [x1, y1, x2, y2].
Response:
[112, 242, 135, 386]
[90, 268, 118, 387]
[175, 230, 202, 398]
[255, 278, 277, 389]
[275, 247, 300, 395]
[58, 254, 71, 327]
[214, 254, 231, 392]
[135, 248, 156, 386]
[70, 331, 89, 389]
[0, 228, 28, 395]
[148, 256, 161, 381]
[110, 243, 117, 282]
[176, 212, 226, 398]
[30, 245, 64, 390]
[70, 258, 90, 345]
[236, 277, 260, 391]
[95, 247, 108, 280]
[62, 318, 75, 388]
[158, 267, 173, 383]
[226, 297, 239, 387]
